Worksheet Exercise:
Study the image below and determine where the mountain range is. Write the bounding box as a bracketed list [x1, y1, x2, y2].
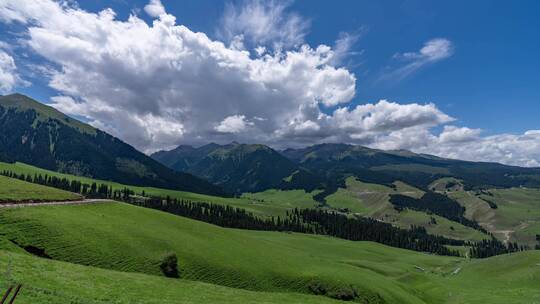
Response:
[154, 140, 540, 196]
[0, 94, 226, 196]
[3, 93, 540, 198]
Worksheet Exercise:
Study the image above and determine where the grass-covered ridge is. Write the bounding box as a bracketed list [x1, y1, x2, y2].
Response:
[0, 175, 80, 202]
[0, 161, 275, 215]
[0, 161, 320, 218]
[450, 187, 540, 247]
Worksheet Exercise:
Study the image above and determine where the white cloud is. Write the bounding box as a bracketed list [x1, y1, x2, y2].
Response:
[328, 31, 362, 66]
[369, 126, 540, 167]
[144, 0, 165, 18]
[437, 125, 481, 143]
[430, 130, 540, 167]
[215, 115, 253, 133]
[382, 38, 454, 81]
[0, 49, 20, 93]
[217, 0, 309, 50]
[331, 100, 453, 133]
[0, 0, 355, 153]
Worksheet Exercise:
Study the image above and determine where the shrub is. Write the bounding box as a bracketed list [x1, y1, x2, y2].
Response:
[159, 253, 179, 278]
[327, 285, 359, 301]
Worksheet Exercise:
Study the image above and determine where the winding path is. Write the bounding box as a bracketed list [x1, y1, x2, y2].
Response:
[0, 199, 111, 208]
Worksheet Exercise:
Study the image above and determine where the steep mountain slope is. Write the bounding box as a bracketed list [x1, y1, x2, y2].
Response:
[0, 94, 225, 196]
[153, 143, 322, 193]
[281, 143, 540, 190]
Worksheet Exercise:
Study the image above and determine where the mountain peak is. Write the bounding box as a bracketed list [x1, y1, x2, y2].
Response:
[0, 93, 96, 135]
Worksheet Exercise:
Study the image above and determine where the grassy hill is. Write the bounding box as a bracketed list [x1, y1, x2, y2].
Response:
[0, 202, 445, 303]
[0, 175, 80, 202]
[0, 251, 341, 304]
[325, 177, 489, 242]
[0, 202, 538, 303]
[449, 187, 540, 247]
[0, 94, 224, 196]
[0, 161, 311, 217]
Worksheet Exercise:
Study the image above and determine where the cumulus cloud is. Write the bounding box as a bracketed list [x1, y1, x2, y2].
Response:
[217, 0, 309, 50]
[1, 0, 540, 167]
[144, 0, 165, 18]
[215, 115, 253, 133]
[382, 38, 454, 81]
[0, 49, 21, 93]
[0, 0, 356, 152]
[437, 125, 481, 143]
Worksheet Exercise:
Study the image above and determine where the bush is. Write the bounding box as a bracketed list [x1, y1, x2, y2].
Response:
[159, 253, 179, 278]
[327, 285, 359, 301]
[307, 280, 327, 295]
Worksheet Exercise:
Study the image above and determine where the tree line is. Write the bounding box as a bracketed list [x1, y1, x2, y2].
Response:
[2, 170, 531, 258]
[469, 238, 527, 258]
[389, 192, 486, 232]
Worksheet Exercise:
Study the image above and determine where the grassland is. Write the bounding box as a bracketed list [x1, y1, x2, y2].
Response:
[325, 177, 488, 241]
[1, 161, 532, 244]
[0, 175, 80, 202]
[0, 161, 298, 217]
[0, 202, 538, 303]
[0, 251, 341, 304]
[0, 202, 442, 303]
[450, 187, 540, 246]
[241, 189, 321, 214]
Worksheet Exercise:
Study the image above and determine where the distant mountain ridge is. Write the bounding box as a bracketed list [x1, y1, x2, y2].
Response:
[0, 93, 226, 196]
[282, 143, 540, 190]
[155, 141, 540, 196]
[153, 142, 322, 193]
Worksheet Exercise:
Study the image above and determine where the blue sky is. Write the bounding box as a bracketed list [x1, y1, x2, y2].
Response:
[1, 0, 540, 166]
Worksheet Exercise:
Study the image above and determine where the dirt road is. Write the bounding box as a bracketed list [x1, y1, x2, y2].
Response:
[0, 199, 111, 208]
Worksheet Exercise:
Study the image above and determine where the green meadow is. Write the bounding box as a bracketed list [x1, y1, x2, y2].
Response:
[0, 202, 538, 303]
[0, 161, 289, 217]
[0, 250, 341, 304]
[0, 175, 80, 202]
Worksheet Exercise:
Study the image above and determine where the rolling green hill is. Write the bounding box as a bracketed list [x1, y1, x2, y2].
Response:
[0, 250, 341, 304]
[0, 94, 225, 196]
[0, 161, 311, 217]
[0, 202, 538, 303]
